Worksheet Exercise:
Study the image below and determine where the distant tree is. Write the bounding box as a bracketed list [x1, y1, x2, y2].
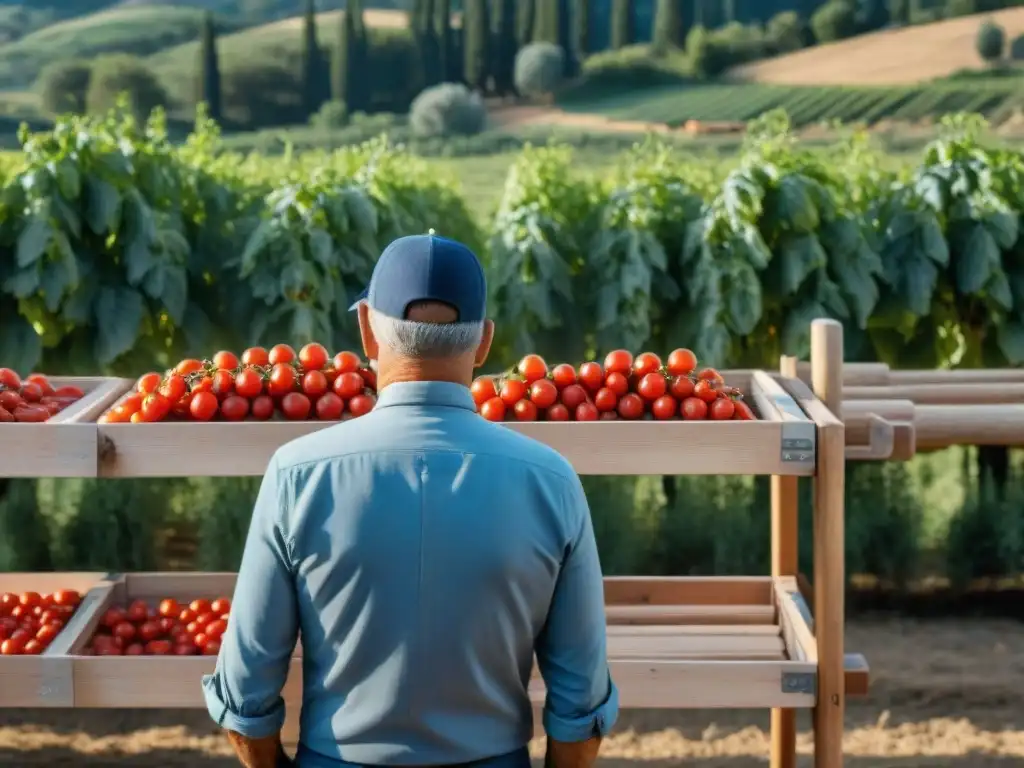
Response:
[858, 0, 890, 31]
[435, 0, 455, 81]
[767, 11, 807, 53]
[517, 0, 536, 46]
[611, 0, 634, 49]
[653, 0, 685, 51]
[333, 0, 368, 111]
[887, 0, 909, 23]
[299, 0, 327, 116]
[810, 1, 857, 43]
[947, 0, 982, 17]
[557, 0, 576, 76]
[416, 0, 443, 87]
[532, 0, 555, 42]
[492, 0, 517, 94]
[37, 59, 92, 115]
[976, 19, 1006, 63]
[464, 0, 490, 89]
[574, 0, 592, 58]
[197, 10, 222, 123]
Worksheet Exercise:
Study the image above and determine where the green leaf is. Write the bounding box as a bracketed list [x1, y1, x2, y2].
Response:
[94, 286, 144, 365]
[55, 159, 81, 201]
[85, 176, 122, 235]
[39, 260, 71, 312]
[160, 266, 187, 324]
[997, 321, 1024, 364]
[0, 310, 41, 374]
[984, 209, 1018, 249]
[778, 234, 827, 296]
[16, 213, 51, 267]
[904, 255, 940, 316]
[240, 221, 274, 277]
[125, 238, 156, 286]
[725, 261, 761, 335]
[773, 175, 819, 234]
[3, 267, 39, 298]
[955, 223, 998, 295]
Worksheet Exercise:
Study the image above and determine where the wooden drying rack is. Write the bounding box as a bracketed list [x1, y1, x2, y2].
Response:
[0, 318, 862, 768]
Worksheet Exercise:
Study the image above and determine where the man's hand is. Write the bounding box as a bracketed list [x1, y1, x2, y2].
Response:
[544, 736, 603, 768]
[225, 730, 294, 768]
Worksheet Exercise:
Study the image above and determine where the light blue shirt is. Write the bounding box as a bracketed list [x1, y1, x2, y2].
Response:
[202, 381, 619, 767]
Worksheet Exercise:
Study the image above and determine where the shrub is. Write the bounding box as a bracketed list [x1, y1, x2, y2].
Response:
[1011, 32, 1024, 59]
[37, 58, 92, 115]
[686, 25, 733, 78]
[85, 54, 168, 119]
[977, 19, 1006, 63]
[766, 11, 807, 54]
[947, 0, 984, 16]
[888, 0, 910, 24]
[409, 82, 486, 137]
[712, 21, 770, 65]
[575, 44, 691, 92]
[811, 1, 858, 43]
[219, 61, 305, 129]
[514, 42, 566, 97]
[946, 470, 1023, 588]
[310, 99, 347, 129]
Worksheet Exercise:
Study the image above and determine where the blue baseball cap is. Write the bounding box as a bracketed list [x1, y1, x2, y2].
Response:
[349, 233, 487, 322]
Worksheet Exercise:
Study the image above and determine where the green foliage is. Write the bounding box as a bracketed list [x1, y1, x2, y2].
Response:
[516, 0, 536, 46]
[409, 82, 487, 137]
[36, 58, 92, 115]
[766, 11, 807, 54]
[0, 480, 52, 571]
[194, 478, 261, 571]
[85, 54, 168, 120]
[514, 41, 566, 97]
[333, 1, 369, 113]
[492, 0, 518, 95]
[946, 469, 1023, 587]
[300, 0, 329, 116]
[976, 19, 1007, 63]
[1011, 33, 1024, 60]
[574, 0, 592, 58]
[888, 0, 910, 23]
[811, 1, 858, 43]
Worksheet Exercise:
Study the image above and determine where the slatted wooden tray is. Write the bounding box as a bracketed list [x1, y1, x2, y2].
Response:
[95, 372, 816, 478]
[1, 377, 131, 478]
[0, 572, 115, 706]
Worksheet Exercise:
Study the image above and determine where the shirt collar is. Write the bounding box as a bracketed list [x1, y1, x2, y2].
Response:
[374, 381, 477, 412]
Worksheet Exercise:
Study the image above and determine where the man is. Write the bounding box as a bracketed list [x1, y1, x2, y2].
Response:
[203, 233, 618, 768]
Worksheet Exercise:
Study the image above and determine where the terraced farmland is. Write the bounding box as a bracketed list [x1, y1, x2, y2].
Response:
[559, 82, 1024, 127]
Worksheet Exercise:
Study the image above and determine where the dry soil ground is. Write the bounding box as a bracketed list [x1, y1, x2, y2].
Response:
[731, 9, 1024, 85]
[0, 619, 1022, 767]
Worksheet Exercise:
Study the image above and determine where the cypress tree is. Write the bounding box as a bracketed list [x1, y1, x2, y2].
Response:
[652, 0, 684, 51]
[723, 0, 735, 23]
[333, 0, 368, 111]
[574, 0, 591, 59]
[435, 0, 454, 81]
[197, 10, 222, 122]
[532, 0, 555, 43]
[464, 0, 490, 91]
[299, 0, 326, 116]
[416, 0, 442, 87]
[491, 0, 517, 95]
[611, 0, 634, 49]
[557, 0, 576, 76]
[516, 0, 535, 46]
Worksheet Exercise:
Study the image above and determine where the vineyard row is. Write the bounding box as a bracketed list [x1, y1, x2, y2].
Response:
[0, 109, 1021, 379]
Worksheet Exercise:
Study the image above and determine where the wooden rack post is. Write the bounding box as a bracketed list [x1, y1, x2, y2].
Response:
[809, 319, 846, 768]
[770, 355, 800, 768]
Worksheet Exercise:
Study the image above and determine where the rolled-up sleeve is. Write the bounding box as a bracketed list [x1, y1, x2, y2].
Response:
[535, 475, 619, 743]
[202, 455, 299, 739]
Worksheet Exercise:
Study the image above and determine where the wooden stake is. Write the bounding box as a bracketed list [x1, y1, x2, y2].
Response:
[770, 355, 800, 768]
[810, 319, 845, 768]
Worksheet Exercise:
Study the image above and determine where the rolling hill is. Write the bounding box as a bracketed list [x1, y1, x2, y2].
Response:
[730, 8, 1024, 85]
[0, 5, 238, 89]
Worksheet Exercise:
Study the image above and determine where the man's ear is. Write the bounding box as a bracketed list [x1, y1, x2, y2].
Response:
[474, 319, 494, 368]
[357, 302, 379, 361]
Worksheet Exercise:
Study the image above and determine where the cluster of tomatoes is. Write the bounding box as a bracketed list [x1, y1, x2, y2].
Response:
[471, 349, 756, 422]
[85, 596, 232, 657]
[0, 589, 83, 655]
[0, 370, 85, 424]
[100, 344, 378, 423]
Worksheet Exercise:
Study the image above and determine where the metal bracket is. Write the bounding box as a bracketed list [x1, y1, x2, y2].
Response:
[781, 671, 816, 696]
[780, 422, 816, 466]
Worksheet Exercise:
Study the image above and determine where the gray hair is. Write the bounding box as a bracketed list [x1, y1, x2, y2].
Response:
[368, 306, 484, 359]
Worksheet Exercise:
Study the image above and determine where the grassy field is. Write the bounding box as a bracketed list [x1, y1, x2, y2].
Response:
[559, 81, 1024, 127]
[0, 5, 237, 90]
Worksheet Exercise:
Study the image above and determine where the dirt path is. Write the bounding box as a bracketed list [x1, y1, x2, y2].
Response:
[0, 619, 1022, 766]
[488, 104, 675, 134]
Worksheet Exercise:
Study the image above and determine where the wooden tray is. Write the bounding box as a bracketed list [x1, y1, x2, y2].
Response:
[0, 572, 115, 706]
[1, 377, 131, 478]
[96, 371, 816, 478]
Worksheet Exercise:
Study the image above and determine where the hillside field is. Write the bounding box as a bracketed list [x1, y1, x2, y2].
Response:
[0, 5, 234, 89]
[732, 7, 1024, 85]
[558, 80, 1024, 128]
